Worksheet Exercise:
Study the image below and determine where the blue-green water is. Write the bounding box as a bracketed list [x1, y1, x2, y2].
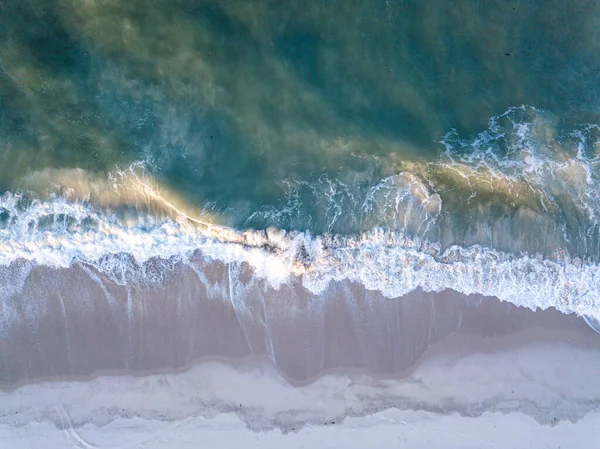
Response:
[2, 0, 600, 318]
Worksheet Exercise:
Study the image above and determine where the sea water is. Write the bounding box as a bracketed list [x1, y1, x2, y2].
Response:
[2, 1, 600, 325]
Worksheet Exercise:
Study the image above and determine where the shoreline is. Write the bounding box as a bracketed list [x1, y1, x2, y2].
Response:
[2, 257, 599, 447]
[0, 253, 599, 448]
[1, 258, 597, 387]
[0, 303, 595, 394]
[3, 329, 599, 424]
[1, 316, 599, 447]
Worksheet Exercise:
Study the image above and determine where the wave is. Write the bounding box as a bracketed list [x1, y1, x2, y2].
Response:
[1, 190, 600, 321]
[2, 107, 600, 320]
[246, 107, 600, 259]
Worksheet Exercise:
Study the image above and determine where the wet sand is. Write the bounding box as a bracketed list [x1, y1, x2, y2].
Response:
[1, 255, 597, 386]
[1, 255, 600, 447]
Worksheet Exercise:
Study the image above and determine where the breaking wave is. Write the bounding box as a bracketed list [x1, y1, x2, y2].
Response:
[2, 107, 600, 320]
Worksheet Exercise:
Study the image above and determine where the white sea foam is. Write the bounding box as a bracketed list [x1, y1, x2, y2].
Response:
[438, 106, 600, 251]
[1, 190, 600, 321]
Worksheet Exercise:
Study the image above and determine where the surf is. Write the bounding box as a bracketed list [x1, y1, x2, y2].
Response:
[2, 107, 600, 323]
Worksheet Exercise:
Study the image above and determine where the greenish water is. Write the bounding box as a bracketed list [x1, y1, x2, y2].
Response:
[2, 0, 600, 254]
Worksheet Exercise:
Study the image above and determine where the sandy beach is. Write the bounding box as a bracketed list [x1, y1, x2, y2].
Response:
[1, 257, 599, 448]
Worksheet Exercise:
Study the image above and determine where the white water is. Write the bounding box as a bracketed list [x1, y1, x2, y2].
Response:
[1, 190, 600, 320]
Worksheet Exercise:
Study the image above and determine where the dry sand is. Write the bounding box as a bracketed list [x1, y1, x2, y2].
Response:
[1, 256, 599, 447]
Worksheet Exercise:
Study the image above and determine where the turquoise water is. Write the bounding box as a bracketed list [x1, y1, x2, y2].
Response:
[2, 1, 600, 318]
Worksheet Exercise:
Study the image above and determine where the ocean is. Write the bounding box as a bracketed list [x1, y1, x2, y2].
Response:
[2, 0, 600, 387]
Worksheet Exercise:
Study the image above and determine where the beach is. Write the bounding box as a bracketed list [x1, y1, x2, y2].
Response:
[1, 257, 600, 447]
